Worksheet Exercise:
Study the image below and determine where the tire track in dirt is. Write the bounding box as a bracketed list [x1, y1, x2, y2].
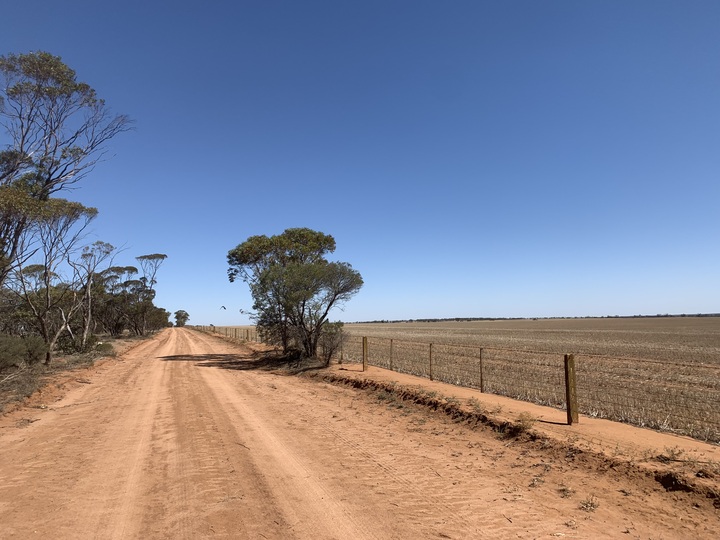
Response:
[148, 329, 291, 538]
[183, 330, 555, 538]
[0, 330, 173, 538]
[181, 330, 383, 538]
[211, 369, 554, 539]
[54, 328, 174, 539]
[1, 328, 718, 539]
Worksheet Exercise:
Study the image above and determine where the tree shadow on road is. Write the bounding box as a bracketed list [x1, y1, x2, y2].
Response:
[159, 351, 326, 373]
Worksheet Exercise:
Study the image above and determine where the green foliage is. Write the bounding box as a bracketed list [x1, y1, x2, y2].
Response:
[56, 332, 100, 355]
[174, 309, 189, 327]
[86, 255, 168, 337]
[146, 306, 172, 331]
[227, 228, 335, 283]
[0, 51, 131, 198]
[0, 186, 43, 285]
[318, 321, 345, 365]
[36, 198, 98, 224]
[0, 334, 47, 370]
[0, 50, 130, 288]
[0, 246, 169, 366]
[228, 228, 362, 359]
[95, 341, 114, 355]
[0, 52, 168, 363]
[7, 198, 98, 363]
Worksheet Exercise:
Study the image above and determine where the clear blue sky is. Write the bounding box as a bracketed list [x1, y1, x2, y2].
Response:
[3, 1, 719, 324]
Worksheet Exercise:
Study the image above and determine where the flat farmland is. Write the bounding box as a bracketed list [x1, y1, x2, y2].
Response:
[342, 317, 720, 442]
[345, 317, 720, 363]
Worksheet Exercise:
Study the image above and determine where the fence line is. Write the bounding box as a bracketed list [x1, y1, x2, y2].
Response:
[191, 325, 261, 344]
[339, 335, 720, 444]
[188, 326, 720, 443]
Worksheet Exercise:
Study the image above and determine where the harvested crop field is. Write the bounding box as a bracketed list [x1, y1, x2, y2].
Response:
[342, 317, 720, 443]
[345, 317, 720, 362]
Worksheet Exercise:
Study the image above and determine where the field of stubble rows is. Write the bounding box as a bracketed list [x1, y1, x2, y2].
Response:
[341, 317, 720, 443]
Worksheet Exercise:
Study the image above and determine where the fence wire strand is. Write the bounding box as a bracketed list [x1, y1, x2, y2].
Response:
[340, 335, 720, 443]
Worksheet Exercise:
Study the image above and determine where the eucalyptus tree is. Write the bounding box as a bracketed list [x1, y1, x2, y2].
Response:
[68, 241, 116, 350]
[174, 310, 189, 327]
[0, 186, 42, 286]
[91, 256, 167, 337]
[8, 199, 97, 364]
[228, 228, 362, 361]
[0, 51, 131, 285]
[135, 253, 167, 335]
[94, 265, 138, 336]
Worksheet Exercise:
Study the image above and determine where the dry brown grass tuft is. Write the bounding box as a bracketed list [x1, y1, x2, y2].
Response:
[579, 495, 600, 512]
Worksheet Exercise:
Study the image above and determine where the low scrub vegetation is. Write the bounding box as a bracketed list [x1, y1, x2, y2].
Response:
[0, 336, 119, 412]
[0, 334, 47, 370]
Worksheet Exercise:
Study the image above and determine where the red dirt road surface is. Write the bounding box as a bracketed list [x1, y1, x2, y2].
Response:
[0, 328, 718, 539]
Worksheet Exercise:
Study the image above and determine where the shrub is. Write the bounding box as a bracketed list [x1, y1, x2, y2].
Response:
[318, 321, 345, 365]
[95, 342, 114, 355]
[0, 334, 47, 370]
[23, 336, 47, 364]
[57, 333, 100, 354]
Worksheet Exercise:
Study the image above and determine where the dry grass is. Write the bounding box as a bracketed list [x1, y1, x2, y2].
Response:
[345, 318, 720, 364]
[579, 495, 600, 512]
[340, 317, 720, 443]
[0, 338, 123, 413]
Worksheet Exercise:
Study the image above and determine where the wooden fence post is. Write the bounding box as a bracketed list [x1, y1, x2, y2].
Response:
[429, 343, 433, 381]
[564, 354, 579, 425]
[479, 348, 484, 393]
[389, 339, 393, 371]
[362, 337, 368, 372]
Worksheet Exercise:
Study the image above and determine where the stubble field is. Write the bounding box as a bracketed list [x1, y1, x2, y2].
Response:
[341, 317, 720, 443]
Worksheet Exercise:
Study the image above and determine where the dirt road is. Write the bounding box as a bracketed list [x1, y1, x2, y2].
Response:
[0, 328, 717, 539]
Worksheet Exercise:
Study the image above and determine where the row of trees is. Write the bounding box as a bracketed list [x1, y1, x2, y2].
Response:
[0, 51, 169, 367]
[227, 228, 363, 363]
[1, 247, 170, 365]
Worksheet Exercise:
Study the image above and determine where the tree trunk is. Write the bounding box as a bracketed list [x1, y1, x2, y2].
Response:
[301, 328, 319, 359]
[81, 286, 92, 350]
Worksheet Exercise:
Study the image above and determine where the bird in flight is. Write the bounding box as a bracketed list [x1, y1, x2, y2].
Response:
[220, 306, 226, 310]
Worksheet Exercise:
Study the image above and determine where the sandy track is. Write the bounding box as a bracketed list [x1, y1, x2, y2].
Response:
[0, 328, 717, 539]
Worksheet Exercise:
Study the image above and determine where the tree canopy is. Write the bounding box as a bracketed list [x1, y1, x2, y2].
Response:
[228, 228, 362, 362]
[0, 51, 131, 288]
[0, 51, 171, 366]
[227, 228, 336, 283]
[0, 51, 132, 198]
[174, 310, 189, 327]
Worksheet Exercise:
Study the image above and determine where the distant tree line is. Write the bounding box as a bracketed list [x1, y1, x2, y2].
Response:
[1, 250, 170, 366]
[0, 51, 169, 369]
[351, 313, 720, 324]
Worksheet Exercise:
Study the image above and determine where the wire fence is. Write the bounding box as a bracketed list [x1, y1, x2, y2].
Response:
[574, 353, 720, 442]
[339, 335, 720, 444]
[192, 325, 261, 343]
[188, 325, 720, 443]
